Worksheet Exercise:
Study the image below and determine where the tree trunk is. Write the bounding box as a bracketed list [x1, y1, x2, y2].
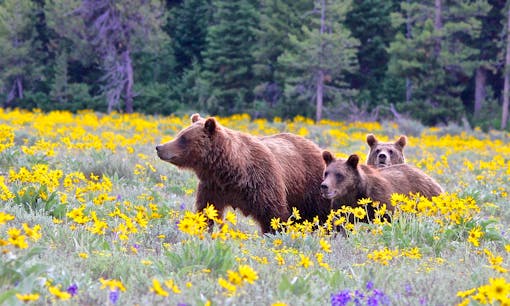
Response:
[316, 0, 326, 122]
[434, 0, 442, 57]
[474, 67, 487, 118]
[123, 48, 134, 113]
[16, 76, 23, 99]
[6, 76, 23, 106]
[502, 7, 510, 130]
[316, 70, 324, 122]
[405, 0, 412, 103]
[7, 81, 17, 106]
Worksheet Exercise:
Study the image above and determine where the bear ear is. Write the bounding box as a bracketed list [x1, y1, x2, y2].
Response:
[366, 134, 377, 147]
[204, 117, 217, 135]
[346, 154, 359, 169]
[191, 113, 201, 123]
[322, 151, 335, 165]
[395, 135, 407, 149]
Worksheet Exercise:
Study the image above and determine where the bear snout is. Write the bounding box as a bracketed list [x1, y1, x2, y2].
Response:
[155, 144, 175, 162]
[378, 153, 387, 161]
[320, 183, 335, 199]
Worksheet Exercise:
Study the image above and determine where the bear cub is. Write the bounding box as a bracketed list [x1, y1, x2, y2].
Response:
[366, 134, 406, 168]
[156, 114, 331, 233]
[320, 151, 443, 221]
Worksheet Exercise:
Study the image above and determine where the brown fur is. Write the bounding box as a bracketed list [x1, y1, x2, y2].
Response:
[156, 114, 331, 233]
[366, 134, 406, 168]
[321, 152, 443, 221]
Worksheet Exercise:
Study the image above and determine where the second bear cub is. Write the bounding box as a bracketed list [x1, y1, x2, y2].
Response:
[366, 134, 406, 168]
[321, 152, 443, 221]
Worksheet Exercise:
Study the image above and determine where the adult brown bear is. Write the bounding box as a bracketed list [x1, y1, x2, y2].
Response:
[156, 114, 331, 233]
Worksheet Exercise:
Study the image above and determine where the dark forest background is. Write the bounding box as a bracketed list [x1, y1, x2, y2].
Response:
[2, 0, 510, 130]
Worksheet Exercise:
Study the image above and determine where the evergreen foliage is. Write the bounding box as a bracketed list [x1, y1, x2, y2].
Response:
[201, 0, 259, 114]
[0, 0, 509, 129]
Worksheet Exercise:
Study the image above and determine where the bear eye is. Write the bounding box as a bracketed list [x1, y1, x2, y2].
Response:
[335, 173, 344, 181]
[324, 171, 329, 178]
[178, 135, 187, 146]
[375, 149, 380, 154]
[389, 149, 394, 155]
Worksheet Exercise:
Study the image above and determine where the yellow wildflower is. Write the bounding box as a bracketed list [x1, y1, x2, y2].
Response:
[0, 212, 15, 225]
[225, 211, 237, 225]
[298, 254, 313, 268]
[164, 279, 181, 294]
[291, 207, 301, 220]
[319, 238, 332, 253]
[238, 265, 258, 284]
[468, 226, 484, 247]
[16, 293, 40, 302]
[218, 277, 237, 294]
[150, 279, 169, 297]
[48, 285, 71, 300]
[270, 217, 281, 230]
[99, 278, 126, 292]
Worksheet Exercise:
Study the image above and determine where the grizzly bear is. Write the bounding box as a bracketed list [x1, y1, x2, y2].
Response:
[156, 114, 331, 233]
[366, 134, 406, 168]
[320, 152, 443, 221]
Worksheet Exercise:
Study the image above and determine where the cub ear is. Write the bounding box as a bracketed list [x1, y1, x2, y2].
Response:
[191, 113, 201, 123]
[204, 117, 217, 135]
[366, 134, 377, 147]
[395, 135, 407, 150]
[346, 154, 359, 169]
[322, 151, 335, 165]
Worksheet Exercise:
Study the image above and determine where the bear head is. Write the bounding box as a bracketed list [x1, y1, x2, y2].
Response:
[366, 134, 406, 168]
[156, 113, 219, 170]
[320, 151, 361, 201]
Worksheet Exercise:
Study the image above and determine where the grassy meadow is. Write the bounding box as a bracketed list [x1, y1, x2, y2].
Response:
[0, 109, 509, 305]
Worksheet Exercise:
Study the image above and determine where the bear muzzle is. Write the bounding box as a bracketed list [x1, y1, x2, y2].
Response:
[155, 144, 177, 163]
[320, 183, 336, 199]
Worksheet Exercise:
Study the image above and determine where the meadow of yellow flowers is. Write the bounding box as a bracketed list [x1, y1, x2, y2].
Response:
[0, 108, 509, 305]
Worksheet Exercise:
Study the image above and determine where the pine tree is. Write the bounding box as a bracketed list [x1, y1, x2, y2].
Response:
[201, 0, 259, 114]
[252, 0, 313, 113]
[344, 0, 400, 107]
[46, 0, 169, 113]
[388, 0, 490, 125]
[0, 0, 42, 107]
[472, 0, 504, 123]
[278, 0, 359, 121]
[169, 0, 212, 73]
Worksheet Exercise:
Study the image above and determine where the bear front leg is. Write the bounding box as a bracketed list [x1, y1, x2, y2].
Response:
[196, 182, 224, 232]
[255, 203, 290, 234]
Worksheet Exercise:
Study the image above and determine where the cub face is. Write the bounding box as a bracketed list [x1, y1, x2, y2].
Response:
[366, 134, 406, 168]
[320, 151, 359, 201]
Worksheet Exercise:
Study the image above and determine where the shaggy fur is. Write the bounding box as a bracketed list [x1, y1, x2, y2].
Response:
[156, 114, 330, 233]
[321, 152, 443, 221]
[366, 134, 406, 168]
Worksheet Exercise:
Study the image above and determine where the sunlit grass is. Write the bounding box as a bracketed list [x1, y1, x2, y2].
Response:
[0, 108, 509, 305]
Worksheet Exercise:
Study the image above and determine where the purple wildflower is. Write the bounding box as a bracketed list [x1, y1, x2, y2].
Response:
[109, 289, 120, 304]
[366, 281, 374, 291]
[66, 283, 78, 296]
[405, 283, 412, 295]
[353, 290, 365, 306]
[370, 289, 390, 306]
[331, 289, 351, 306]
[179, 203, 186, 210]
